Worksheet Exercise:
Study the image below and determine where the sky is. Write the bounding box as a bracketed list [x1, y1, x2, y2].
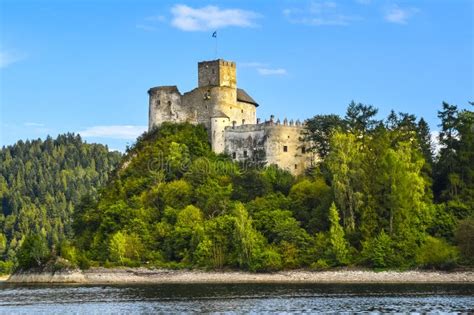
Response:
[1, 0, 473, 151]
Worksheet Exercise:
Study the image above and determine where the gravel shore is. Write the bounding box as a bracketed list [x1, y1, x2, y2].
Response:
[5, 268, 474, 284]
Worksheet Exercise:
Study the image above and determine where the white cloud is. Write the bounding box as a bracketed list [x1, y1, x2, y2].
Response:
[24, 122, 45, 127]
[385, 5, 419, 24]
[0, 51, 25, 69]
[171, 4, 260, 31]
[257, 68, 287, 76]
[283, 1, 360, 26]
[79, 125, 147, 140]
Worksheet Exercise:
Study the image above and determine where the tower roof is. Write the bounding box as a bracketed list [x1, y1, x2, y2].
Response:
[237, 88, 259, 107]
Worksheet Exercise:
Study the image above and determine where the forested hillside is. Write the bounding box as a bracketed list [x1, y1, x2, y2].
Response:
[60, 101, 471, 271]
[0, 134, 122, 272]
[4, 102, 473, 273]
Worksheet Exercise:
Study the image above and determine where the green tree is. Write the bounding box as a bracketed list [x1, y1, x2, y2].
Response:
[326, 132, 364, 231]
[304, 114, 347, 158]
[455, 217, 474, 264]
[327, 202, 350, 265]
[109, 231, 127, 264]
[16, 234, 50, 269]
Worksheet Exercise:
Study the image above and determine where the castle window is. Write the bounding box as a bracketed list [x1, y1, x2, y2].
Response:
[242, 119, 245, 125]
[302, 147, 306, 154]
[232, 152, 236, 159]
[244, 150, 248, 157]
[168, 101, 171, 106]
[283, 146, 288, 152]
[223, 120, 225, 123]
[157, 100, 160, 105]
[288, 136, 290, 139]
[294, 164, 298, 170]
[241, 109, 243, 113]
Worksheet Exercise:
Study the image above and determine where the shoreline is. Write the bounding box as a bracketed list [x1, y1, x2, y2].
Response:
[4, 268, 474, 284]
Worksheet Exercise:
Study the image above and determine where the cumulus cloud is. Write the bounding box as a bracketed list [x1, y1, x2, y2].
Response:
[79, 125, 147, 140]
[257, 68, 287, 76]
[283, 1, 360, 26]
[171, 4, 260, 31]
[384, 5, 419, 24]
[0, 51, 25, 69]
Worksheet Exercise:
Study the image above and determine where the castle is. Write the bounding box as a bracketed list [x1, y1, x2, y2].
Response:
[148, 59, 314, 175]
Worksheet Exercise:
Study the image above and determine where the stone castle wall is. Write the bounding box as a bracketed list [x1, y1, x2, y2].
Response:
[148, 59, 314, 175]
[224, 120, 314, 174]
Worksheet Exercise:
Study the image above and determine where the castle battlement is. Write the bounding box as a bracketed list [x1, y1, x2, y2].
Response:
[148, 59, 314, 174]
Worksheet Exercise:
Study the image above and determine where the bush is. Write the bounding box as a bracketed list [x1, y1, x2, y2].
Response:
[361, 231, 396, 269]
[59, 240, 78, 267]
[310, 259, 330, 270]
[253, 246, 282, 272]
[0, 260, 14, 274]
[76, 252, 91, 270]
[416, 236, 459, 270]
[16, 234, 50, 270]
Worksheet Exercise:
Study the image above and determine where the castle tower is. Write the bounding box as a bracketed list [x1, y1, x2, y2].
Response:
[148, 86, 182, 130]
[198, 59, 236, 88]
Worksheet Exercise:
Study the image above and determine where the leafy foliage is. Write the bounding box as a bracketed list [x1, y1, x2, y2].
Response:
[0, 134, 121, 268]
[3, 101, 473, 271]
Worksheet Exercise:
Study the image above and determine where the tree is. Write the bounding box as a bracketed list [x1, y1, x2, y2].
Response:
[417, 118, 434, 167]
[304, 114, 346, 158]
[108, 231, 127, 264]
[233, 203, 262, 269]
[326, 132, 364, 231]
[455, 217, 474, 264]
[289, 178, 332, 232]
[434, 102, 474, 212]
[345, 101, 380, 135]
[327, 202, 350, 265]
[16, 234, 50, 269]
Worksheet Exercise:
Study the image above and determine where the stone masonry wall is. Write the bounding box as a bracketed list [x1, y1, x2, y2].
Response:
[224, 122, 314, 175]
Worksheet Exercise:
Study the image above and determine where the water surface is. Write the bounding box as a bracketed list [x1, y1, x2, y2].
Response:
[0, 282, 472, 313]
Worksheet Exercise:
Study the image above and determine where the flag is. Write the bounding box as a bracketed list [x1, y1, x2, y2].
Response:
[212, 31, 217, 38]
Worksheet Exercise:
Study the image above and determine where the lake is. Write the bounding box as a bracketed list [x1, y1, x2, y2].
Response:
[0, 282, 472, 314]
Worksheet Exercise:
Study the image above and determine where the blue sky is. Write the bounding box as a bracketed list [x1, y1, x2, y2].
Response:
[1, 0, 472, 151]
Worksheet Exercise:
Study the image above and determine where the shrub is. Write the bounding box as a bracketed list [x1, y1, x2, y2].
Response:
[0, 260, 14, 274]
[416, 236, 459, 270]
[16, 234, 50, 270]
[59, 240, 78, 267]
[310, 259, 330, 270]
[361, 231, 396, 269]
[254, 246, 282, 272]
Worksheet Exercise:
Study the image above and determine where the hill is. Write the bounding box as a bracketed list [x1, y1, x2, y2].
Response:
[0, 134, 121, 273]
